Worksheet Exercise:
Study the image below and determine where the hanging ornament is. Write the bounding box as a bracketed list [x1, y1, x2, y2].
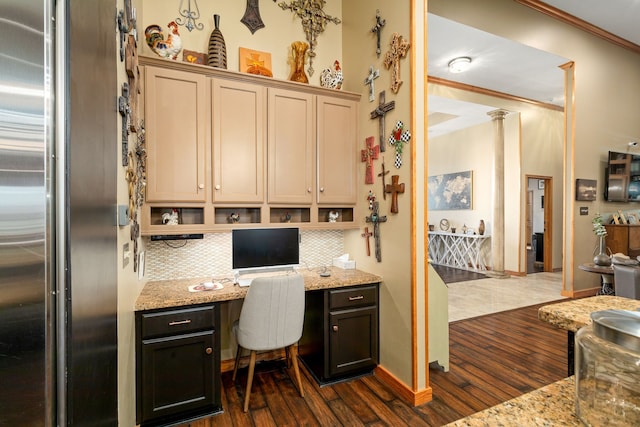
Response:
[388, 121, 411, 168]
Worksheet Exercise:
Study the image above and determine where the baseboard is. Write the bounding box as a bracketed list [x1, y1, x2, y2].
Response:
[505, 269, 527, 277]
[373, 365, 432, 406]
[561, 287, 600, 299]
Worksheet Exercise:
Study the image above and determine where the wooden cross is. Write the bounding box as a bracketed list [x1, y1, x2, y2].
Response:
[277, 0, 341, 76]
[370, 9, 386, 57]
[361, 227, 373, 256]
[369, 90, 395, 152]
[383, 33, 411, 94]
[365, 201, 387, 262]
[378, 157, 390, 200]
[364, 66, 380, 102]
[361, 136, 379, 184]
[385, 175, 405, 214]
[241, 0, 265, 34]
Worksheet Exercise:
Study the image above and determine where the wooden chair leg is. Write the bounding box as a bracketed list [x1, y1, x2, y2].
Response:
[285, 346, 291, 368]
[289, 344, 304, 397]
[243, 350, 257, 412]
[232, 344, 242, 381]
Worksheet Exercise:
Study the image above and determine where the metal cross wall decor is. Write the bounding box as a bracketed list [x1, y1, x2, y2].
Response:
[365, 201, 387, 262]
[364, 66, 380, 102]
[378, 157, 390, 200]
[118, 82, 131, 166]
[383, 33, 411, 94]
[276, 0, 341, 76]
[370, 9, 386, 57]
[361, 136, 379, 184]
[369, 90, 395, 152]
[242, 0, 265, 34]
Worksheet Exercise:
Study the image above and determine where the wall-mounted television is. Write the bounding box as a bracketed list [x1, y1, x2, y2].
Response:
[232, 227, 300, 272]
[605, 151, 640, 202]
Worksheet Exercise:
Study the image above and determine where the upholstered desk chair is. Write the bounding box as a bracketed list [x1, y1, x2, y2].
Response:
[612, 264, 640, 299]
[232, 274, 305, 412]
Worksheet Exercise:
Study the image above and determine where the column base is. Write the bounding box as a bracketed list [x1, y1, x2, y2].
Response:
[484, 270, 510, 279]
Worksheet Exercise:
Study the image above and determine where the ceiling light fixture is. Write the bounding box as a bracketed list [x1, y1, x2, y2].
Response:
[448, 56, 472, 73]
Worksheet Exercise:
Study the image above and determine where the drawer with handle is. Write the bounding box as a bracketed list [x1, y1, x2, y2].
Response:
[329, 285, 378, 310]
[140, 305, 215, 339]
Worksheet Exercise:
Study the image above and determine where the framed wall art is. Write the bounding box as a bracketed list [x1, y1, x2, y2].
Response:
[427, 170, 472, 210]
[576, 178, 597, 201]
[239, 47, 273, 77]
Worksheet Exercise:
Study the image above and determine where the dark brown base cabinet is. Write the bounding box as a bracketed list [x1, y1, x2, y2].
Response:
[299, 283, 379, 383]
[136, 304, 222, 426]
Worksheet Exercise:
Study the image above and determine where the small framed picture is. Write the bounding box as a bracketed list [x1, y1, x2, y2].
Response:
[239, 47, 273, 77]
[183, 50, 207, 65]
[628, 213, 638, 225]
[576, 179, 597, 201]
[538, 179, 544, 190]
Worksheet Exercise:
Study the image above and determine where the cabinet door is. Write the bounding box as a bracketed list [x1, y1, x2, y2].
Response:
[328, 306, 378, 377]
[316, 96, 358, 204]
[145, 67, 208, 202]
[212, 79, 265, 203]
[268, 88, 314, 204]
[139, 330, 217, 424]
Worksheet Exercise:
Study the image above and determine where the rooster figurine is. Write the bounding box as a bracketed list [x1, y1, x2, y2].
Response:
[320, 60, 343, 90]
[145, 21, 183, 60]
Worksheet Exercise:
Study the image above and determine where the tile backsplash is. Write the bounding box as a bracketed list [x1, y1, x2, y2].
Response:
[144, 230, 344, 281]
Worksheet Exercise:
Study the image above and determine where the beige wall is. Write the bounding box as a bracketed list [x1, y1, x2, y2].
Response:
[343, 0, 422, 389]
[429, 0, 640, 290]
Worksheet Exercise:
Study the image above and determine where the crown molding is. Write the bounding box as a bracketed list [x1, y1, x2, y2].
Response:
[427, 76, 564, 112]
[515, 0, 640, 55]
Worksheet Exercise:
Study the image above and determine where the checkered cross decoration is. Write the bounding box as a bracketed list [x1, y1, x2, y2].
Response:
[388, 120, 411, 168]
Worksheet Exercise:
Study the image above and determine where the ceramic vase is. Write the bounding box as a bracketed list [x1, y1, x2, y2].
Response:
[207, 14, 227, 69]
[593, 235, 611, 266]
[478, 219, 485, 235]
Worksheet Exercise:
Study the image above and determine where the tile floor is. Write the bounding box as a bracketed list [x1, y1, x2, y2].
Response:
[447, 271, 566, 322]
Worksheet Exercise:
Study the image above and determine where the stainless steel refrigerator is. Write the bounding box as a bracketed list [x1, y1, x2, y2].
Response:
[1, 0, 118, 425]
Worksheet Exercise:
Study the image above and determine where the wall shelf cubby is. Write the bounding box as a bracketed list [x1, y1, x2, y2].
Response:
[269, 208, 311, 224]
[214, 208, 261, 225]
[318, 208, 354, 223]
[150, 207, 205, 226]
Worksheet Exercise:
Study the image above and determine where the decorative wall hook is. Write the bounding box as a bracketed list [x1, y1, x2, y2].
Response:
[176, 0, 204, 32]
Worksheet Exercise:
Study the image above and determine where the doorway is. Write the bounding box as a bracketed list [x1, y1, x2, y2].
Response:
[526, 176, 552, 273]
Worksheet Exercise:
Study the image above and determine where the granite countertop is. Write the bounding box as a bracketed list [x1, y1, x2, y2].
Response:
[135, 267, 382, 311]
[538, 295, 640, 332]
[446, 377, 579, 426]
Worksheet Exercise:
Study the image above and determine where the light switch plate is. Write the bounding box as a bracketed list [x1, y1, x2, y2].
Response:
[118, 205, 129, 226]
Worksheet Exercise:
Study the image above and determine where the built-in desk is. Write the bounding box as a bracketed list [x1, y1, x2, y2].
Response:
[134, 267, 382, 426]
[428, 231, 490, 272]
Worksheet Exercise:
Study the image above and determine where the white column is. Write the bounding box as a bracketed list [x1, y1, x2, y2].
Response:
[487, 109, 509, 278]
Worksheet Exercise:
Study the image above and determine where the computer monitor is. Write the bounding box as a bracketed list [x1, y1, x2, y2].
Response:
[232, 227, 300, 273]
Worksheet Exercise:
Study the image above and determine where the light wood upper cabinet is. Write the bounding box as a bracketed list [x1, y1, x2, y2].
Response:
[267, 88, 314, 205]
[316, 95, 358, 205]
[212, 79, 265, 203]
[144, 66, 208, 203]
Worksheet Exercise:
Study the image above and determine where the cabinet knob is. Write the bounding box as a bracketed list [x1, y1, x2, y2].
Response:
[307, 187, 312, 193]
[320, 187, 325, 193]
[198, 183, 205, 189]
[205, 347, 213, 355]
[215, 184, 221, 190]
[332, 325, 338, 332]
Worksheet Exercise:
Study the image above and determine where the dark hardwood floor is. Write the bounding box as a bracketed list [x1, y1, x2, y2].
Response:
[431, 264, 488, 284]
[182, 302, 567, 426]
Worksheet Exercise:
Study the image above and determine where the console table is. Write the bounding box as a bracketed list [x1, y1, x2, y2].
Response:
[428, 231, 490, 272]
